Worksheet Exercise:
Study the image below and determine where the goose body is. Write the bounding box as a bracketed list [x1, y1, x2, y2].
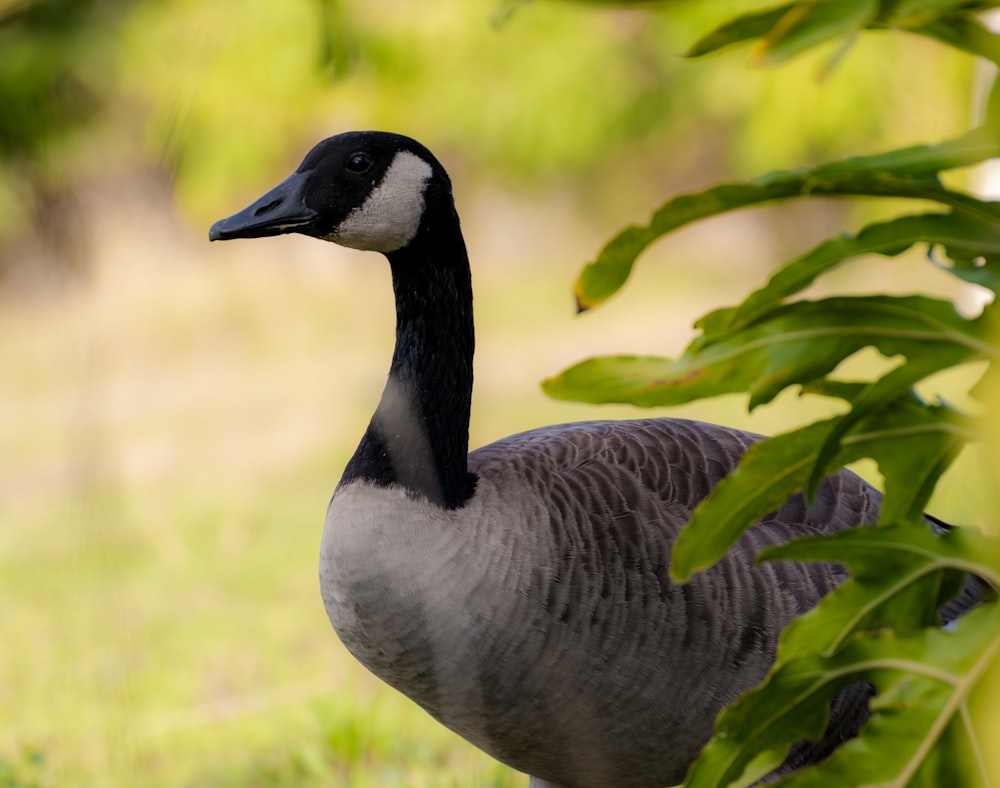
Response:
[207, 132, 922, 787]
[321, 419, 879, 787]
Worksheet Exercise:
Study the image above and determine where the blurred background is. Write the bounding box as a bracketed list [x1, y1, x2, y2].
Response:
[1, 0, 996, 785]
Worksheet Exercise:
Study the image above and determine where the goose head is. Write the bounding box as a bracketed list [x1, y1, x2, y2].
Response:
[209, 131, 476, 509]
[209, 131, 451, 254]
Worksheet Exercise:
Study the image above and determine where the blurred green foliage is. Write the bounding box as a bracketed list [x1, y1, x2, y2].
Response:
[0, 0, 122, 156]
[0, 0, 134, 269]
[0, 0, 981, 264]
[0, 744, 45, 788]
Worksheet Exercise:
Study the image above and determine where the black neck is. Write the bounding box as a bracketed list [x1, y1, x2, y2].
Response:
[339, 199, 477, 509]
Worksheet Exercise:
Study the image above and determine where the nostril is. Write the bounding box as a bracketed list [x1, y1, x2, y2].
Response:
[254, 198, 282, 216]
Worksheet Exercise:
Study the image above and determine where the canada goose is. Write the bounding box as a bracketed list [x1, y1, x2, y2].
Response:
[208, 131, 970, 787]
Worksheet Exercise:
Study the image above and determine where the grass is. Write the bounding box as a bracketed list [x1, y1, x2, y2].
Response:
[0, 190, 992, 786]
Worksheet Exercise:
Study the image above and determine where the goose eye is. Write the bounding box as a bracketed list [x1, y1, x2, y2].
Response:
[346, 153, 374, 174]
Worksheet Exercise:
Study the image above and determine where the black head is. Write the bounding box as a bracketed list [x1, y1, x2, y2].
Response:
[209, 131, 452, 254]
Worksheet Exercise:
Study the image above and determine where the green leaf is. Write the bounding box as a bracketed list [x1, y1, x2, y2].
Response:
[542, 354, 683, 406]
[842, 394, 970, 524]
[769, 546, 948, 667]
[704, 212, 1000, 334]
[751, 0, 878, 66]
[757, 522, 1000, 632]
[684, 4, 793, 58]
[761, 524, 1000, 660]
[574, 130, 1000, 311]
[669, 394, 972, 581]
[885, 0, 1000, 27]
[908, 15, 1000, 66]
[683, 523, 1000, 784]
[986, 68, 1000, 130]
[684, 604, 1000, 788]
[683, 0, 1000, 66]
[804, 352, 971, 508]
[932, 255, 1000, 293]
[548, 294, 994, 410]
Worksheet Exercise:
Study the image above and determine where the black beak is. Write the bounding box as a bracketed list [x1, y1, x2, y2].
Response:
[209, 170, 317, 241]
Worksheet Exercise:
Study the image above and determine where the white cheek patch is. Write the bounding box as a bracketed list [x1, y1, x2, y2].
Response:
[332, 151, 434, 253]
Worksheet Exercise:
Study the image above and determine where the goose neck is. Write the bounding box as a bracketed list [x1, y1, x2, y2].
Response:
[341, 222, 476, 509]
